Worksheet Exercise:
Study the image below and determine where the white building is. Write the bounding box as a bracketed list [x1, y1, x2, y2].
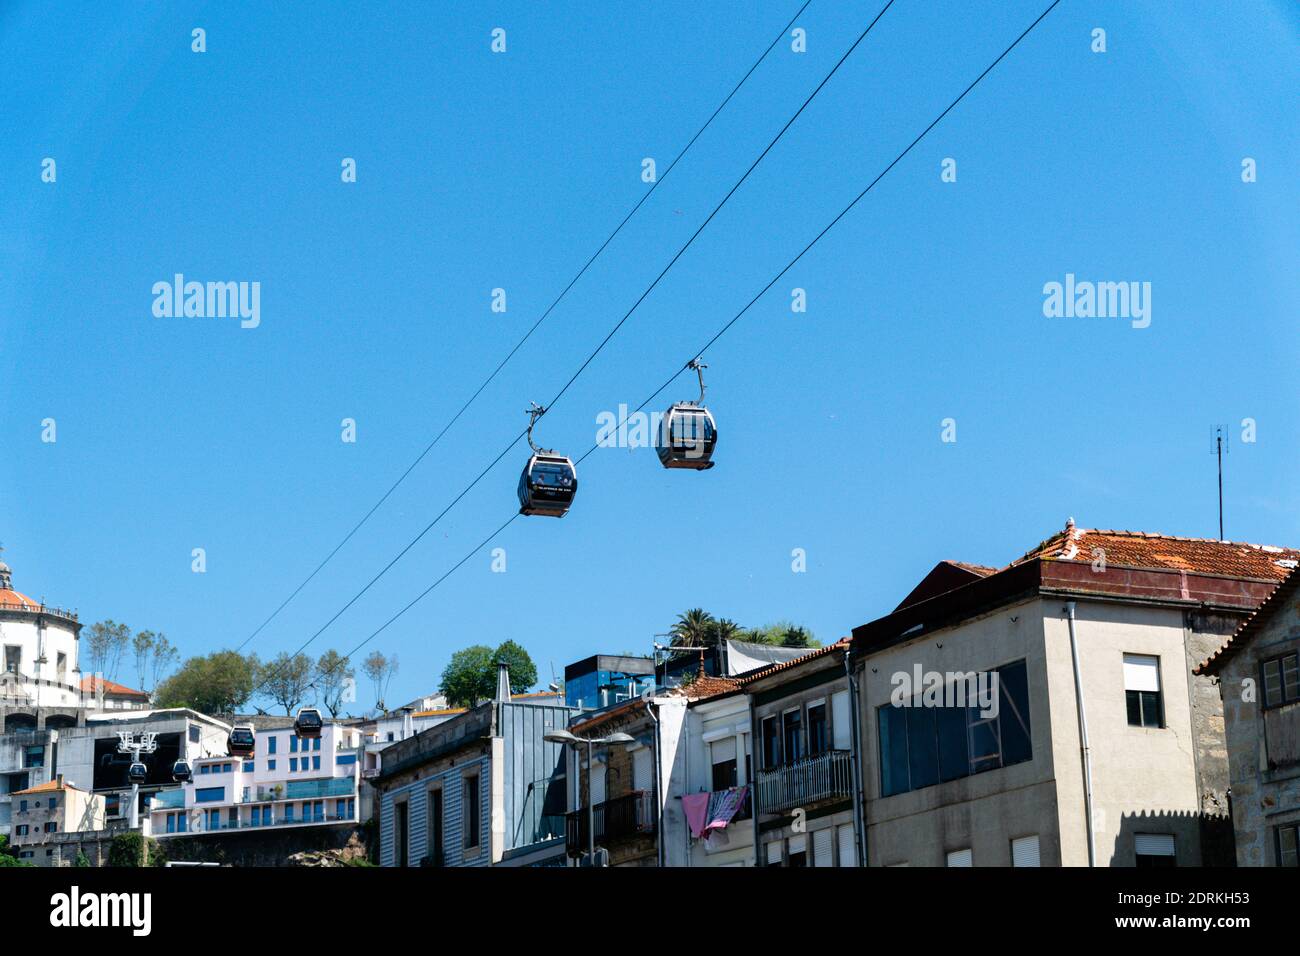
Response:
[147, 721, 362, 837]
[0, 558, 83, 710]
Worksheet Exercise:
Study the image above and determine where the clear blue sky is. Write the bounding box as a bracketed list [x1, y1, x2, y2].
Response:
[2, 1, 1297, 710]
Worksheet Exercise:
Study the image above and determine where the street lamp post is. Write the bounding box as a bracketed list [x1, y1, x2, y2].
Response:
[545, 729, 635, 867]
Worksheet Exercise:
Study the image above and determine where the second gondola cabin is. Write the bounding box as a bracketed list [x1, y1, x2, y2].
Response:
[656, 402, 717, 470]
[294, 707, 323, 738]
[227, 724, 256, 757]
[517, 453, 577, 517]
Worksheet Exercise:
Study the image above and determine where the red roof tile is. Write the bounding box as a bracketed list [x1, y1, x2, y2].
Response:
[81, 675, 149, 698]
[1014, 520, 1299, 581]
[0, 588, 39, 610]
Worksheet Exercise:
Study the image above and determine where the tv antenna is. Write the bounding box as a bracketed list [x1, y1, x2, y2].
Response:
[1211, 425, 1229, 541]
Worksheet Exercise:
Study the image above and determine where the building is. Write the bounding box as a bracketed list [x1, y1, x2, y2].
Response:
[851, 521, 1299, 867]
[682, 670, 754, 866]
[748, 640, 860, 867]
[564, 654, 656, 710]
[80, 675, 151, 711]
[0, 557, 83, 712]
[8, 775, 105, 866]
[1196, 567, 1300, 866]
[146, 720, 362, 837]
[374, 666, 577, 867]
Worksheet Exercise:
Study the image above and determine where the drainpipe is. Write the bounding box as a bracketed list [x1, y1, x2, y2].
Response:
[646, 699, 665, 867]
[1065, 601, 1096, 867]
[749, 692, 761, 868]
[844, 647, 868, 867]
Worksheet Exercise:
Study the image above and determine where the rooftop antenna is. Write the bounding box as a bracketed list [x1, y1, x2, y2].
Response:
[1211, 425, 1229, 541]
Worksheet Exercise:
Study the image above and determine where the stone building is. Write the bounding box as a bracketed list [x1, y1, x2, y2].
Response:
[1197, 567, 1300, 866]
[8, 775, 105, 866]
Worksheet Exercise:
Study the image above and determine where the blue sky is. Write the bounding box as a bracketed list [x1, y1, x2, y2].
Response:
[2, 1, 1297, 709]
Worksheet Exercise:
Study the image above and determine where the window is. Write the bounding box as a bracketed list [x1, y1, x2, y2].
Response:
[18, 800, 27, 813]
[837, 824, 856, 867]
[710, 738, 738, 791]
[878, 659, 1033, 797]
[188, 725, 200, 743]
[15, 824, 28, 836]
[290, 758, 298, 772]
[761, 716, 780, 769]
[44, 821, 57, 833]
[782, 709, 803, 764]
[1011, 835, 1040, 867]
[463, 774, 480, 850]
[3, 645, 20, 674]
[807, 702, 828, 755]
[195, 787, 224, 803]
[1277, 824, 1299, 868]
[268, 736, 277, 754]
[290, 736, 298, 753]
[427, 788, 444, 865]
[394, 800, 409, 867]
[812, 827, 834, 867]
[786, 834, 807, 867]
[314, 738, 321, 751]
[1124, 654, 1163, 728]
[1262, 653, 1300, 709]
[312, 756, 321, 771]
[23, 746, 44, 769]
[56, 652, 66, 683]
[947, 848, 972, 867]
[242, 761, 254, 772]
[1134, 833, 1175, 867]
[267, 759, 276, 771]
[200, 765, 210, 775]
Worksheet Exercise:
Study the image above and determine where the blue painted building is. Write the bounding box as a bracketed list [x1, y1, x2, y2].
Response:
[374, 670, 578, 867]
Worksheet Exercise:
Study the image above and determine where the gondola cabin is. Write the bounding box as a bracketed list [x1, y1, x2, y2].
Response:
[171, 759, 192, 783]
[295, 707, 323, 738]
[127, 761, 148, 785]
[656, 402, 717, 470]
[228, 724, 256, 757]
[517, 453, 577, 517]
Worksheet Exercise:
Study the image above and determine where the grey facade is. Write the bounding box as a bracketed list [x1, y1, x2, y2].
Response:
[1199, 569, 1300, 866]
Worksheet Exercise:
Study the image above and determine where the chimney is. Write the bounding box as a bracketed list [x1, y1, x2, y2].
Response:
[495, 661, 512, 703]
[400, 707, 414, 740]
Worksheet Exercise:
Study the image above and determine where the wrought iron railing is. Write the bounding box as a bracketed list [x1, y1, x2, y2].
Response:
[565, 790, 655, 857]
[754, 750, 852, 814]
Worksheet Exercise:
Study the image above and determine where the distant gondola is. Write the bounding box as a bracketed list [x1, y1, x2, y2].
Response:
[228, 724, 256, 757]
[517, 403, 577, 517]
[656, 359, 717, 470]
[295, 707, 323, 739]
[127, 761, 148, 785]
[171, 759, 192, 783]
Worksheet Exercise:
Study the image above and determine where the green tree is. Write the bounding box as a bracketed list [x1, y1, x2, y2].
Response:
[258, 651, 314, 715]
[439, 645, 496, 708]
[0, 834, 33, 867]
[107, 831, 145, 867]
[75, 850, 91, 868]
[493, 640, 537, 693]
[154, 650, 258, 715]
[744, 621, 820, 649]
[670, 608, 717, 648]
[316, 650, 356, 717]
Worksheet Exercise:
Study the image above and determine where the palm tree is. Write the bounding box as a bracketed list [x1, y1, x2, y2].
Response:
[671, 608, 717, 649]
[713, 618, 745, 645]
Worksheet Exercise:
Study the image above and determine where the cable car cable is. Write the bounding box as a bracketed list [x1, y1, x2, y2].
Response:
[235, 0, 815, 652]
[269, 0, 1063, 701]
[241, 0, 898, 679]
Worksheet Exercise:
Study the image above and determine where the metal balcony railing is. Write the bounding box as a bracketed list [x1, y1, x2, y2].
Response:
[754, 749, 853, 815]
[565, 790, 655, 857]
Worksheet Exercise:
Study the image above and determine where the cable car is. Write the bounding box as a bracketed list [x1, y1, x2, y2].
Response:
[517, 403, 577, 517]
[228, 724, 256, 757]
[656, 359, 717, 470]
[294, 707, 323, 739]
[171, 759, 192, 783]
[127, 761, 147, 785]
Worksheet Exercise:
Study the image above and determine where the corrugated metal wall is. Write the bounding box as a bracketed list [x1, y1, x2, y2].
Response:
[499, 702, 578, 851]
[379, 757, 490, 867]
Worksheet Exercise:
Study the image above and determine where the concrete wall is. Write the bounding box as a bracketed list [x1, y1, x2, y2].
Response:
[1217, 591, 1300, 865]
[1045, 599, 1204, 866]
[377, 747, 492, 867]
[858, 597, 1060, 867]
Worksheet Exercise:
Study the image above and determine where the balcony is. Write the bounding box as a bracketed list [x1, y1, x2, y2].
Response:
[754, 750, 853, 815]
[565, 790, 655, 858]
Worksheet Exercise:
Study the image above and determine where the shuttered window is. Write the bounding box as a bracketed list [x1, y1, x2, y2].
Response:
[813, 828, 834, 867]
[1011, 834, 1040, 867]
[1134, 832, 1175, 867]
[1124, 654, 1163, 728]
[632, 747, 653, 793]
[832, 690, 851, 749]
[837, 824, 856, 867]
[946, 848, 972, 867]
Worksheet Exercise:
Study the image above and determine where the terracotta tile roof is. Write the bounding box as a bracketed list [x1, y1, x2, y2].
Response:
[12, 777, 83, 796]
[0, 588, 39, 610]
[1014, 519, 1299, 581]
[1196, 567, 1300, 675]
[80, 675, 149, 698]
[949, 561, 998, 577]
